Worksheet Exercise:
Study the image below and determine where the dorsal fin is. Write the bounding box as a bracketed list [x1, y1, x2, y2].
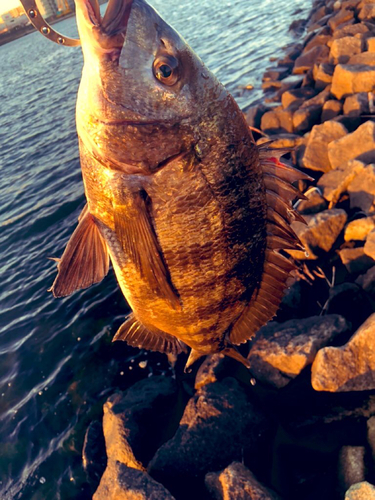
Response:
[230, 147, 308, 345]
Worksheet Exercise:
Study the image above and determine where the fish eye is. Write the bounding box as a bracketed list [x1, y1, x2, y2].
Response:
[153, 55, 179, 86]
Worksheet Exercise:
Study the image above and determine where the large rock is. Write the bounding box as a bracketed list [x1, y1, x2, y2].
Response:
[281, 87, 317, 109]
[359, 3, 375, 20]
[148, 378, 273, 496]
[93, 461, 175, 500]
[327, 121, 375, 168]
[288, 209, 347, 259]
[321, 99, 343, 122]
[345, 481, 375, 499]
[328, 8, 354, 30]
[244, 103, 268, 130]
[339, 247, 375, 274]
[312, 313, 375, 391]
[331, 64, 375, 99]
[317, 159, 366, 205]
[293, 105, 322, 134]
[260, 107, 294, 134]
[345, 216, 375, 241]
[82, 421, 107, 486]
[356, 265, 375, 296]
[315, 63, 335, 90]
[293, 45, 329, 74]
[102, 376, 180, 469]
[248, 315, 350, 388]
[348, 164, 375, 212]
[205, 462, 280, 500]
[304, 34, 332, 52]
[338, 446, 366, 494]
[368, 37, 375, 51]
[295, 187, 328, 215]
[333, 22, 370, 39]
[364, 229, 375, 259]
[344, 93, 370, 116]
[348, 51, 375, 65]
[330, 36, 363, 64]
[303, 120, 348, 172]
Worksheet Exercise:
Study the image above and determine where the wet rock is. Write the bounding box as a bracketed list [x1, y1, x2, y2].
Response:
[248, 315, 349, 388]
[359, 3, 375, 20]
[321, 99, 343, 121]
[328, 121, 375, 169]
[289, 209, 347, 259]
[331, 64, 375, 99]
[348, 51, 375, 65]
[330, 36, 363, 64]
[338, 446, 366, 493]
[312, 313, 375, 391]
[205, 462, 280, 500]
[194, 354, 228, 390]
[356, 265, 375, 296]
[148, 378, 273, 497]
[329, 8, 355, 30]
[345, 481, 375, 499]
[339, 247, 375, 273]
[296, 188, 328, 215]
[293, 105, 322, 133]
[82, 420, 107, 486]
[293, 45, 330, 74]
[102, 376, 180, 469]
[343, 93, 370, 116]
[281, 87, 317, 109]
[303, 120, 348, 172]
[244, 103, 268, 130]
[333, 22, 370, 39]
[345, 217, 375, 241]
[367, 37, 375, 51]
[315, 63, 335, 90]
[348, 164, 375, 212]
[93, 461, 175, 500]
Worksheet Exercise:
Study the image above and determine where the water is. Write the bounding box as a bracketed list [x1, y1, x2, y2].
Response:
[0, 1, 311, 498]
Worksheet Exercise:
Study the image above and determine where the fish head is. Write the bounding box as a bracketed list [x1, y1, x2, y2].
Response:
[74, 0, 227, 174]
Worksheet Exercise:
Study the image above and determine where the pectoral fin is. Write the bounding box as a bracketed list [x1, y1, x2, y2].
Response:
[114, 191, 180, 310]
[50, 206, 109, 297]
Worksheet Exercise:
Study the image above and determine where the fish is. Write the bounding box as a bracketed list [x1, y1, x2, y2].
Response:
[50, 0, 309, 371]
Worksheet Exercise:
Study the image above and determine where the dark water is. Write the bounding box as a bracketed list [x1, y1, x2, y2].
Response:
[0, 1, 310, 498]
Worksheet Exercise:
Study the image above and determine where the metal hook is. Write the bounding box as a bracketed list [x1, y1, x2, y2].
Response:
[19, 0, 81, 46]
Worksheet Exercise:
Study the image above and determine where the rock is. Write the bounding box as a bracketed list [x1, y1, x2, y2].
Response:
[304, 34, 332, 52]
[312, 312, 375, 391]
[339, 247, 375, 273]
[260, 106, 295, 134]
[345, 217, 375, 241]
[345, 481, 375, 499]
[367, 416, 375, 461]
[364, 229, 375, 258]
[348, 51, 375, 65]
[367, 37, 375, 51]
[318, 160, 365, 204]
[288, 209, 347, 259]
[328, 8, 354, 30]
[93, 461, 175, 500]
[333, 22, 370, 39]
[330, 36, 363, 64]
[82, 420, 107, 486]
[293, 105, 322, 134]
[331, 64, 375, 99]
[148, 378, 273, 497]
[257, 133, 303, 149]
[344, 93, 370, 116]
[248, 315, 350, 388]
[293, 45, 330, 74]
[276, 74, 305, 94]
[348, 164, 375, 212]
[324, 282, 374, 330]
[303, 120, 348, 172]
[300, 86, 331, 109]
[244, 103, 268, 130]
[263, 66, 291, 82]
[333, 115, 362, 132]
[281, 87, 317, 109]
[315, 63, 335, 90]
[205, 462, 280, 500]
[328, 121, 375, 169]
[338, 446, 366, 493]
[295, 187, 328, 215]
[321, 99, 343, 121]
[194, 354, 228, 390]
[356, 265, 375, 296]
[359, 3, 375, 20]
[102, 376, 180, 469]
[309, 5, 331, 25]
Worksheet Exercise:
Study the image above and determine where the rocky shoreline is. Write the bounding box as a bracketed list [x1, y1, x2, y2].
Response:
[82, 0, 375, 498]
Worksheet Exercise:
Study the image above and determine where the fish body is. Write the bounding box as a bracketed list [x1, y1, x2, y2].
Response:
[52, 0, 308, 368]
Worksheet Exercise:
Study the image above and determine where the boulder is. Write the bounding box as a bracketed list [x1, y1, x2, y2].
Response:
[248, 315, 350, 388]
[321, 99, 343, 121]
[328, 121, 375, 168]
[288, 209, 347, 259]
[293, 105, 322, 134]
[338, 446, 366, 493]
[93, 461, 175, 500]
[257, 133, 303, 149]
[293, 45, 330, 74]
[194, 354, 228, 390]
[102, 376, 180, 469]
[333, 22, 370, 39]
[359, 3, 375, 20]
[367, 416, 375, 462]
[343, 93, 370, 116]
[355, 265, 375, 296]
[345, 482, 375, 499]
[348, 164, 375, 212]
[330, 36, 363, 64]
[348, 51, 375, 65]
[260, 107, 295, 134]
[339, 247, 375, 273]
[367, 37, 375, 51]
[303, 120, 348, 172]
[333, 115, 362, 132]
[318, 160, 365, 205]
[148, 378, 273, 497]
[300, 87, 331, 108]
[244, 103, 268, 130]
[315, 63, 335, 90]
[311, 313, 375, 391]
[304, 34, 332, 52]
[205, 462, 281, 500]
[82, 420, 107, 486]
[281, 87, 317, 109]
[263, 66, 291, 82]
[345, 217, 375, 241]
[364, 229, 375, 258]
[328, 9, 355, 30]
[295, 188, 328, 215]
[331, 64, 375, 99]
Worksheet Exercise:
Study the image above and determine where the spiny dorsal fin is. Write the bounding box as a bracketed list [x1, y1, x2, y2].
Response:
[113, 313, 187, 355]
[50, 206, 109, 298]
[230, 148, 307, 345]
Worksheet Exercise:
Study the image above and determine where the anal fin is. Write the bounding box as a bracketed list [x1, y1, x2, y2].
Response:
[113, 313, 187, 355]
[50, 205, 109, 297]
